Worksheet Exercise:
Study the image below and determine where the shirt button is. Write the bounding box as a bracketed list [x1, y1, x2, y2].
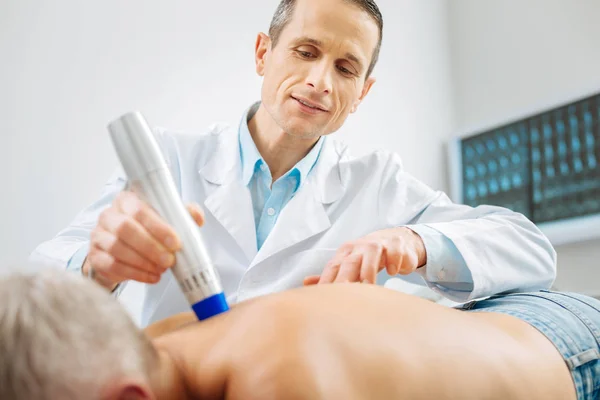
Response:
[267, 207, 276, 216]
[260, 164, 267, 171]
[437, 270, 446, 280]
[290, 178, 298, 187]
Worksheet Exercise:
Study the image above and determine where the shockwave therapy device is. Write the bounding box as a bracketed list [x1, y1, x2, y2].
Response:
[107, 111, 229, 320]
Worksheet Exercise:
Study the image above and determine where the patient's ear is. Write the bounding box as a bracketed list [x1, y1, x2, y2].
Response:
[118, 385, 153, 400]
[103, 382, 154, 400]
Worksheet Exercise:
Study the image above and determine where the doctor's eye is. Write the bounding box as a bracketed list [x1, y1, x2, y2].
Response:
[297, 50, 315, 58]
[336, 65, 354, 76]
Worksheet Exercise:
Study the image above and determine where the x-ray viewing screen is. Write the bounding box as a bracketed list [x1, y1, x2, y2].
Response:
[460, 93, 600, 224]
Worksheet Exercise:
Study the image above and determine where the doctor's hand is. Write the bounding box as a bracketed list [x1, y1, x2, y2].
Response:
[303, 227, 427, 286]
[82, 191, 205, 290]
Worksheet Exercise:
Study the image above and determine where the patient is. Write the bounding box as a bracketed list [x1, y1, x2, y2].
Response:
[1, 268, 599, 400]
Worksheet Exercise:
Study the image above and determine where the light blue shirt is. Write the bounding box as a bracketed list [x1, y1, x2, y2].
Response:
[239, 104, 324, 250]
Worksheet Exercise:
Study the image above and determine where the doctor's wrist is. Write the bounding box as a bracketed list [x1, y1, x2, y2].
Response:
[404, 227, 427, 268]
[82, 259, 120, 292]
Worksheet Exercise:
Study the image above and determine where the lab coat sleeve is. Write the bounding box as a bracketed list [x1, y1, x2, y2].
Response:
[28, 168, 127, 270]
[405, 224, 474, 293]
[378, 153, 557, 302]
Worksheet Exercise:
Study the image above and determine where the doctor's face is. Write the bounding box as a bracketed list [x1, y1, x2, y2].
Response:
[255, 0, 378, 139]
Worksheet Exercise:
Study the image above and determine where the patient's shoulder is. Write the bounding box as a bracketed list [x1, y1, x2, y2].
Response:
[144, 312, 198, 340]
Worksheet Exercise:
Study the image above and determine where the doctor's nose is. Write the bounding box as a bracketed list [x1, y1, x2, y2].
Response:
[306, 64, 333, 95]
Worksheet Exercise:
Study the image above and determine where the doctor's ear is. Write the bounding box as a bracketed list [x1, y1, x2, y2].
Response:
[255, 32, 271, 77]
[351, 76, 376, 114]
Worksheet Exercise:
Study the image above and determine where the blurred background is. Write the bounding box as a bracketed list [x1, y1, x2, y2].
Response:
[1, 0, 599, 298]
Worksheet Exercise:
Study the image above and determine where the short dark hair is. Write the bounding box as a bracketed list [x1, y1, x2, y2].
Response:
[268, 0, 383, 79]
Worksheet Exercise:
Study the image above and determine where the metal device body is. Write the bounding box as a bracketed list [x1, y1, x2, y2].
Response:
[107, 111, 229, 320]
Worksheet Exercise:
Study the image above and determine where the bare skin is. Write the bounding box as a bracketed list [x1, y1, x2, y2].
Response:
[145, 284, 577, 400]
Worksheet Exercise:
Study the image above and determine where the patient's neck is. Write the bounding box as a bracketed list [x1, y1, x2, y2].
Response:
[152, 349, 188, 400]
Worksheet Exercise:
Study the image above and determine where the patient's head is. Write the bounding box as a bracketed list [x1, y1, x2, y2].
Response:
[0, 268, 158, 400]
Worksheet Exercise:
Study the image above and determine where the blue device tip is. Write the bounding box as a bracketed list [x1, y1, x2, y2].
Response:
[191, 292, 229, 321]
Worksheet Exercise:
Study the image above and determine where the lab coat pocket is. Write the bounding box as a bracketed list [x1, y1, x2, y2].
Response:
[278, 248, 338, 288]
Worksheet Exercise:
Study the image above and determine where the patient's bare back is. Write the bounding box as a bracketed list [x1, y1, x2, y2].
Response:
[151, 284, 576, 400]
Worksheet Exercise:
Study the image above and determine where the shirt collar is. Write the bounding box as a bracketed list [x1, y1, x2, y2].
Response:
[238, 101, 324, 190]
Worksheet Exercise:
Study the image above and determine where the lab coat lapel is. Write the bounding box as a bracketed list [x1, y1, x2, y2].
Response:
[250, 137, 348, 267]
[199, 127, 257, 262]
[251, 181, 330, 267]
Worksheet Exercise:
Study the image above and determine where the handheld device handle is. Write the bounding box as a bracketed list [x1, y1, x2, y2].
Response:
[107, 111, 229, 320]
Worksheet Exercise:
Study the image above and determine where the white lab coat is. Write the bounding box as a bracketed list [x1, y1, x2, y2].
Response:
[31, 123, 557, 326]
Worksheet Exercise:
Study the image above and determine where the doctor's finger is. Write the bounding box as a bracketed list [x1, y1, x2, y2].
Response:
[115, 191, 182, 252]
[88, 246, 161, 284]
[333, 253, 363, 283]
[359, 249, 382, 284]
[91, 228, 165, 275]
[323, 246, 354, 272]
[318, 261, 341, 284]
[99, 208, 175, 269]
[303, 275, 320, 286]
[186, 203, 205, 227]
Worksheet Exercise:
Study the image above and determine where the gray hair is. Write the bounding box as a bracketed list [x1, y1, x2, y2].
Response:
[268, 0, 384, 78]
[0, 267, 157, 400]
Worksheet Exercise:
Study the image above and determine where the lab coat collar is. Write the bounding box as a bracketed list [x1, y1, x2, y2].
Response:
[198, 122, 257, 261]
[239, 102, 263, 186]
[310, 133, 348, 204]
[198, 123, 241, 186]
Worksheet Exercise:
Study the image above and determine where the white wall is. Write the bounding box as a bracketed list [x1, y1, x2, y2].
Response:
[449, 0, 600, 297]
[344, 0, 455, 193]
[0, 0, 455, 268]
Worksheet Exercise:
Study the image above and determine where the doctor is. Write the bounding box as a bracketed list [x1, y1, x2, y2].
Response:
[31, 0, 556, 326]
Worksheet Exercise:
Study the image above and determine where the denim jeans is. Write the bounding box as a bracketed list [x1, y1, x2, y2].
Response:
[459, 290, 600, 399]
